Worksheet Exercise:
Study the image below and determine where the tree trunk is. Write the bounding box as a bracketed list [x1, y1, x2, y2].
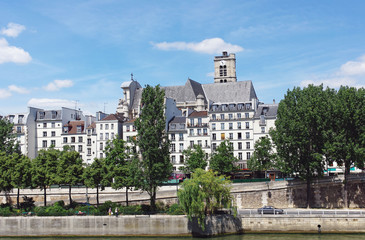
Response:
[17, 188, 20, 209]
[43, 186, 47, 207]
[96, 186, 99, 207]
[126, 188, 129, 206]
[69, 185, 72, 205]
[150, 187, 157, 211]
[306, 177, 311, 208]
[343, 164, 350, 209]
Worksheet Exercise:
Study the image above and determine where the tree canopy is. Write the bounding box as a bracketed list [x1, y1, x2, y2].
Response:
[83, 158, 107, 206]
[209, 139, 238, 176]
[0, 117, 19, 154]
[248, 136, 278, 176]
[134, 85, 173, 210]
[181, 144, 208, 175]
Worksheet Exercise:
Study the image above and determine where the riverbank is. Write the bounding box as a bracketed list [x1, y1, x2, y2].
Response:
[1, 214, 365, 237]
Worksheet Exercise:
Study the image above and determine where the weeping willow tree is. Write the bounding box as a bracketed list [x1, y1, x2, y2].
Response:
[178, 168, 235, 230]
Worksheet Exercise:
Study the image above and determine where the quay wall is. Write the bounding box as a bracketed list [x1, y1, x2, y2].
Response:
[0, 215, 365, 236]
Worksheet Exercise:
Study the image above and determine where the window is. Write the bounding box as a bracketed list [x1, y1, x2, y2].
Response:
[105, 133, 109, 140]
[205, 140, 208, 147]
[100, 153, 103, 158]
[126, 125, 130, 131]
[179, 143, 184, 152]
[77, 126, 82, 133]
[51, 140, 55, 146]
[87, 138, 91, 145]
[197, 129, 202, 135]
[71, 145, 75, 151]
[18, 115, 23, 124]
[171, 134, 175, 141]
[100, 133, 103, 140]
[63, 137, 67, 143]
[171, 144, 176, 152]
[43, 122, 47, 128]
[212, 143, 217, 150]
[261, 127, 265, 133]
[111, 133, 114, 139]
[198, 118, 202, 126]
[245, 113, 249, 118]
[212, 114, 216, 120]
[236, 122, 241, 130]
[212, 133, 216, 140]
[39, 112, 45, 119]
[237, 132, 242, 139]
[229, 123, 233, 129]
[127, 136, 130, 142]
[42, 140, 47, 148]
[189, 129, 194, 136]
[190, 118, 194, 126]
[16, 126, 21, 133]
[100, 143, 103, 150]
[198, 140, 202, 147]
[63, 126, 68, 133]
[100, 124, 103, 130]
[43, 131, 47, 137]
[246, 122, 249, 129]
[51, 131, 55, 137]
[179, 133, 184, 141]
[221, 123, 225, 130]
[247, 152, 251, 160]
[220, 114, 224, 120]
[71, 137, 75, 143]
[105, 124, 109, 130]
[203, 128, 207, 135]
[180, 155, 184, 164]
[51, 111, 57, 119]
[78, 145, 82, 153]
[229, 133, 233, 139]
[238, 142, 242, 150]
[171, 155, 176, 164]
[246, 142, 250, 149]
[79, 136, 83, 142]
[51, 122, 55, 128]
[246, 132, 250, 139]
[190, 141, 194, 148]
[212, 123, 216, 130]
[221, 133, 225, 140]
[228, 114, 233, 120]
[237, 113, 241, 119]
[88, 129, 91, 135]
[111, 124, 114, 130]
[87, 148, 91, 155]
[238, 152, 243, 160]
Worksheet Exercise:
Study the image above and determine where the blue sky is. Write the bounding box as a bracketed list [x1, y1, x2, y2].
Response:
[1, 0, 365, 116]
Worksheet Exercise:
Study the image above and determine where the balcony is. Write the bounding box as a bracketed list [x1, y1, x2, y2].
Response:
[187, 123, 209, 128]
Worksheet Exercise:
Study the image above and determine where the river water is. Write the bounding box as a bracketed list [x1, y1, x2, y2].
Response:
[1, 234, 365, 240]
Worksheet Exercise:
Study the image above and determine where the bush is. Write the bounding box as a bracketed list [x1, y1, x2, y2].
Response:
[74, 204, 97, 215]
[0, 206, 14, 216]
[167, 203, 184, 215]
[34, 203, 72, 216]
[122, 205, 142, 215]
[20, 196, 35, 211]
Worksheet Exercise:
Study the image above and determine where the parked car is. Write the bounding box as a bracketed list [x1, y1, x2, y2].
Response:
[257, 206, 284, 214]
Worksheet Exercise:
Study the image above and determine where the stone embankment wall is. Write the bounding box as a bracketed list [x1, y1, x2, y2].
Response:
[1, 176, 365, 209]
[0, 215, 365, 236]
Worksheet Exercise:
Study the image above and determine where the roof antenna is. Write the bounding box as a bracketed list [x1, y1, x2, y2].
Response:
[131, 73, 134, 81]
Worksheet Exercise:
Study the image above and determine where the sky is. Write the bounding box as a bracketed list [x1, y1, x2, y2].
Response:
[1, 0, 365, 116]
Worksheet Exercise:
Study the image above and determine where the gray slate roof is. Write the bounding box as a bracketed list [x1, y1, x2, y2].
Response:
[203, 81, 257, 103]
[254, 104, 278, 118]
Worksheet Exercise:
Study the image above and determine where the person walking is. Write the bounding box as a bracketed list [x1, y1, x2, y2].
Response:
[115, 207, 119, 217]
[108, 207, 112, 216]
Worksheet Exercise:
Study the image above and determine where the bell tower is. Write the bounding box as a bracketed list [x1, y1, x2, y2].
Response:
[214, 51, 237, 83]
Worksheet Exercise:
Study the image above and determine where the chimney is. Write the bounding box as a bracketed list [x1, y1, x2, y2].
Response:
[273, 99, 276, 104]
[222, 51, 228, 56]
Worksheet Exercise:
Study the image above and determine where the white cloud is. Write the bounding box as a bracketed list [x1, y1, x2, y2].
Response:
[1, 23, 26, 37]
[300, 55, 365, 89]
[0, 89, 12, 99]
[339, 55, 365, 76]
[206, 72, 215, 77]
[27, 98, 76, 109]
[0, 38, 32, 64]
[8, 85, 30, 94]
[152, 38, 244, 54]
[44, 79, 74, 91]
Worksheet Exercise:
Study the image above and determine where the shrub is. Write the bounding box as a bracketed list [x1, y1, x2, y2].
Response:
[20, 196, 35, 211]
[167, 203, 184, 215]
[0, 206, 13, 216]
[34, 203, 71, 216]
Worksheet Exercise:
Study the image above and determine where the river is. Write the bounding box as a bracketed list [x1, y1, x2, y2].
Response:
[1, 234, 365, 240]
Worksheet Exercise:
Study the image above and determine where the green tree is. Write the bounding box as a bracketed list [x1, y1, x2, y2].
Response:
[32, 148, 59, 206]
[0, 117, 19, 154]
[11, 153, 32, 209]
[209, 139, 238, 176]
[181, 144, 208, 175]
[56, 146, 84, 205]
[178, 168, 235, 230]
[134, 85, 173, 211]
[324, 86, 365, 208]
[271, 85, 333, 207]
[83, 158, 107, 207]
[0, 152, 15, 201]
[104, 137, 137, 206]
[248, 136, 278, 177]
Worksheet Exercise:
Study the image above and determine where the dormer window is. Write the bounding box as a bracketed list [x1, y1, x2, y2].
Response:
[51, 111, 57, 119]
[8, 115, 14, 123]
[39, 112, 45, 119]
[63, 126, 68, 133]
[18, 115, 24, 124]
[77, 125, 82, 133]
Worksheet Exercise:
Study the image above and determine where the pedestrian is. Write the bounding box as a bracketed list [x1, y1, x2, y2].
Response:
[115, 207, 119, 217]
[108, 207, 112, 216]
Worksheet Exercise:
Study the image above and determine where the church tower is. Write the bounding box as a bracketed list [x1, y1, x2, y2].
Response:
[214, 51, 237, 83]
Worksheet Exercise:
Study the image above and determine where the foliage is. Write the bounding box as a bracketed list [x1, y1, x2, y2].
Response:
[0, 117, 19, 155]
[178, 168, 235, 230]
[0, 151, 15, 193]
[209, 139, 238, 176]
[19, 196, 35, 211]
[166, 203, 185, 215]
[12, 154, 33, 208]
[83, 158, 107, 206]
[271, 85, 334, 207]
[32, 147, 60, 206]
[248, 136, 278, 173]
[181, 144, 208, 174]
[324, 86, 365, 207]
[56, 146, 84, 204]
[134, 85, 173, 210]
[0, 206, 13, 216]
